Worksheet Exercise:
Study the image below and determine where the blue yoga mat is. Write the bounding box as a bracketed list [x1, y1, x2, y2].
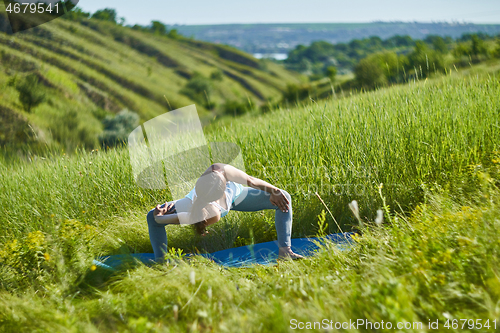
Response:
[93, 232, 354, 271]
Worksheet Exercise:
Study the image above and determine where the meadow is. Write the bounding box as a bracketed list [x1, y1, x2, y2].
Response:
[0, 66, 500, 332]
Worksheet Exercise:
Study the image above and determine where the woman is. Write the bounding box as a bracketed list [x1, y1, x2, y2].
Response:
[146, 163, 304, 262]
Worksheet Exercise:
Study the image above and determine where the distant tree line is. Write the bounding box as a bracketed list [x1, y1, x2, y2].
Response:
[284, 32, 500, 90]
[63, 7, 181, 39]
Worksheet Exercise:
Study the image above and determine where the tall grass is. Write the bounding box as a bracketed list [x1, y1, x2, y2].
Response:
[1, 72, 499, 241]
[1, 69, 500, 332]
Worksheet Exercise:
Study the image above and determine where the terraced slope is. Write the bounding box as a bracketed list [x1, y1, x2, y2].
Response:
[0, 6, 301, 150]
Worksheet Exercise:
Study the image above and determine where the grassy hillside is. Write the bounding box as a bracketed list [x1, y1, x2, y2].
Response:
[0, 60, 499, 330]
[0, 4, 301, 152]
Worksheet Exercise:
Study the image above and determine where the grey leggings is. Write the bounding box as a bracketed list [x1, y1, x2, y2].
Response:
[146, 187, 293, 261]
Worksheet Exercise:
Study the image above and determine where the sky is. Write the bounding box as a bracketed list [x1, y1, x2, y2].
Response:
[76, 0, 500, 26]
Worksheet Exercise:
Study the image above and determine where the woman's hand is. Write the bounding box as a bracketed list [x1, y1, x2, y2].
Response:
[154, 202, 175, 216]
[270, 188, 289, 213]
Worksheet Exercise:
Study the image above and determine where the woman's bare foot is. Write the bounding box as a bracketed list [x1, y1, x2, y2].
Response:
[278, 246, 304, 260]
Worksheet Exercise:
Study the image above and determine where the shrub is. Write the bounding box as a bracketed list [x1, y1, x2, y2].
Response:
[15, 74, 46, 113]
[99, 109, 140, 147]
[222, 99, 252, 116]
[49, 108, 99, 150]
[210, 69, 224, 81]
[180, 72, 213, 107]
[282, 83, 312, 102]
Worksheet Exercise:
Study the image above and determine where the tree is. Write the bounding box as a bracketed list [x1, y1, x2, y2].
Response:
[493, 39, 500, 58]
[426, 35, 449, 54]
[407, 41, 444, 78]
[354, 56, 387, 90]
[150, 21, 167, 35]
[325, 66, 337, 82]
[63, 7, 90, 21]
[15, 74, 46, 113]
[471, 34, 487, 57]
[91, 8, 117, 23]
[168, 29, 180, 39]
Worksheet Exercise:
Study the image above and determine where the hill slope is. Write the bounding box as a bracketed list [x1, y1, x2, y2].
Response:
[0, 6, 301, 151]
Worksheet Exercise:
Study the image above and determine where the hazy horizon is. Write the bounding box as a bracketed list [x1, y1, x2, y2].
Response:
[77, 0, 500, 26]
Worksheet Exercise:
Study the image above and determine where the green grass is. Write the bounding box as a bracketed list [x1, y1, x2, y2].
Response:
[1, 68, 500, 331]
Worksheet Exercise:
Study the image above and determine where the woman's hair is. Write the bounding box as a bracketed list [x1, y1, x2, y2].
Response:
[189, 170, 226, 235]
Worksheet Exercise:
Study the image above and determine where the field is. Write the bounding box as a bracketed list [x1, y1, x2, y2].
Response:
[1, 65, 500, 331]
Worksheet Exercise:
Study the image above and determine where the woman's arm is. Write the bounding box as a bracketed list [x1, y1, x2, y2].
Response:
[216, 163, 290, 212]
[215, 163, 276, 192]
[154, 205, 221, 226]
[154, 212, 192, 225]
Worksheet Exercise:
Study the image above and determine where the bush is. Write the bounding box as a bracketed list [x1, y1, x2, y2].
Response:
[282, 83, 312, 102]
[15, 74, 46, 113]
[49, 108, 99, 150]
[210, 69, 224, 81]
[222, 99, 253, 116]
[99, 109, 139, 147]
[180, 72, 213, 108]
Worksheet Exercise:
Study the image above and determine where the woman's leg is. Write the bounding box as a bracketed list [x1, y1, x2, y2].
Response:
[230, 187, 292, 248]
[146, 197, 192, 261]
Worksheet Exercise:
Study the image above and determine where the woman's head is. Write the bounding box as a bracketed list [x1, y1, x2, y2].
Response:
[189, 170, 226, 234]
[194, 170, 226, 203]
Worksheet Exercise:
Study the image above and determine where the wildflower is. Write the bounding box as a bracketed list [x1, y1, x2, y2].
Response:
[27, 231, 45, 250]
[44, 252, 50, 261]
[89, 162, 92, 165]
[90, 265, 97, 271]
